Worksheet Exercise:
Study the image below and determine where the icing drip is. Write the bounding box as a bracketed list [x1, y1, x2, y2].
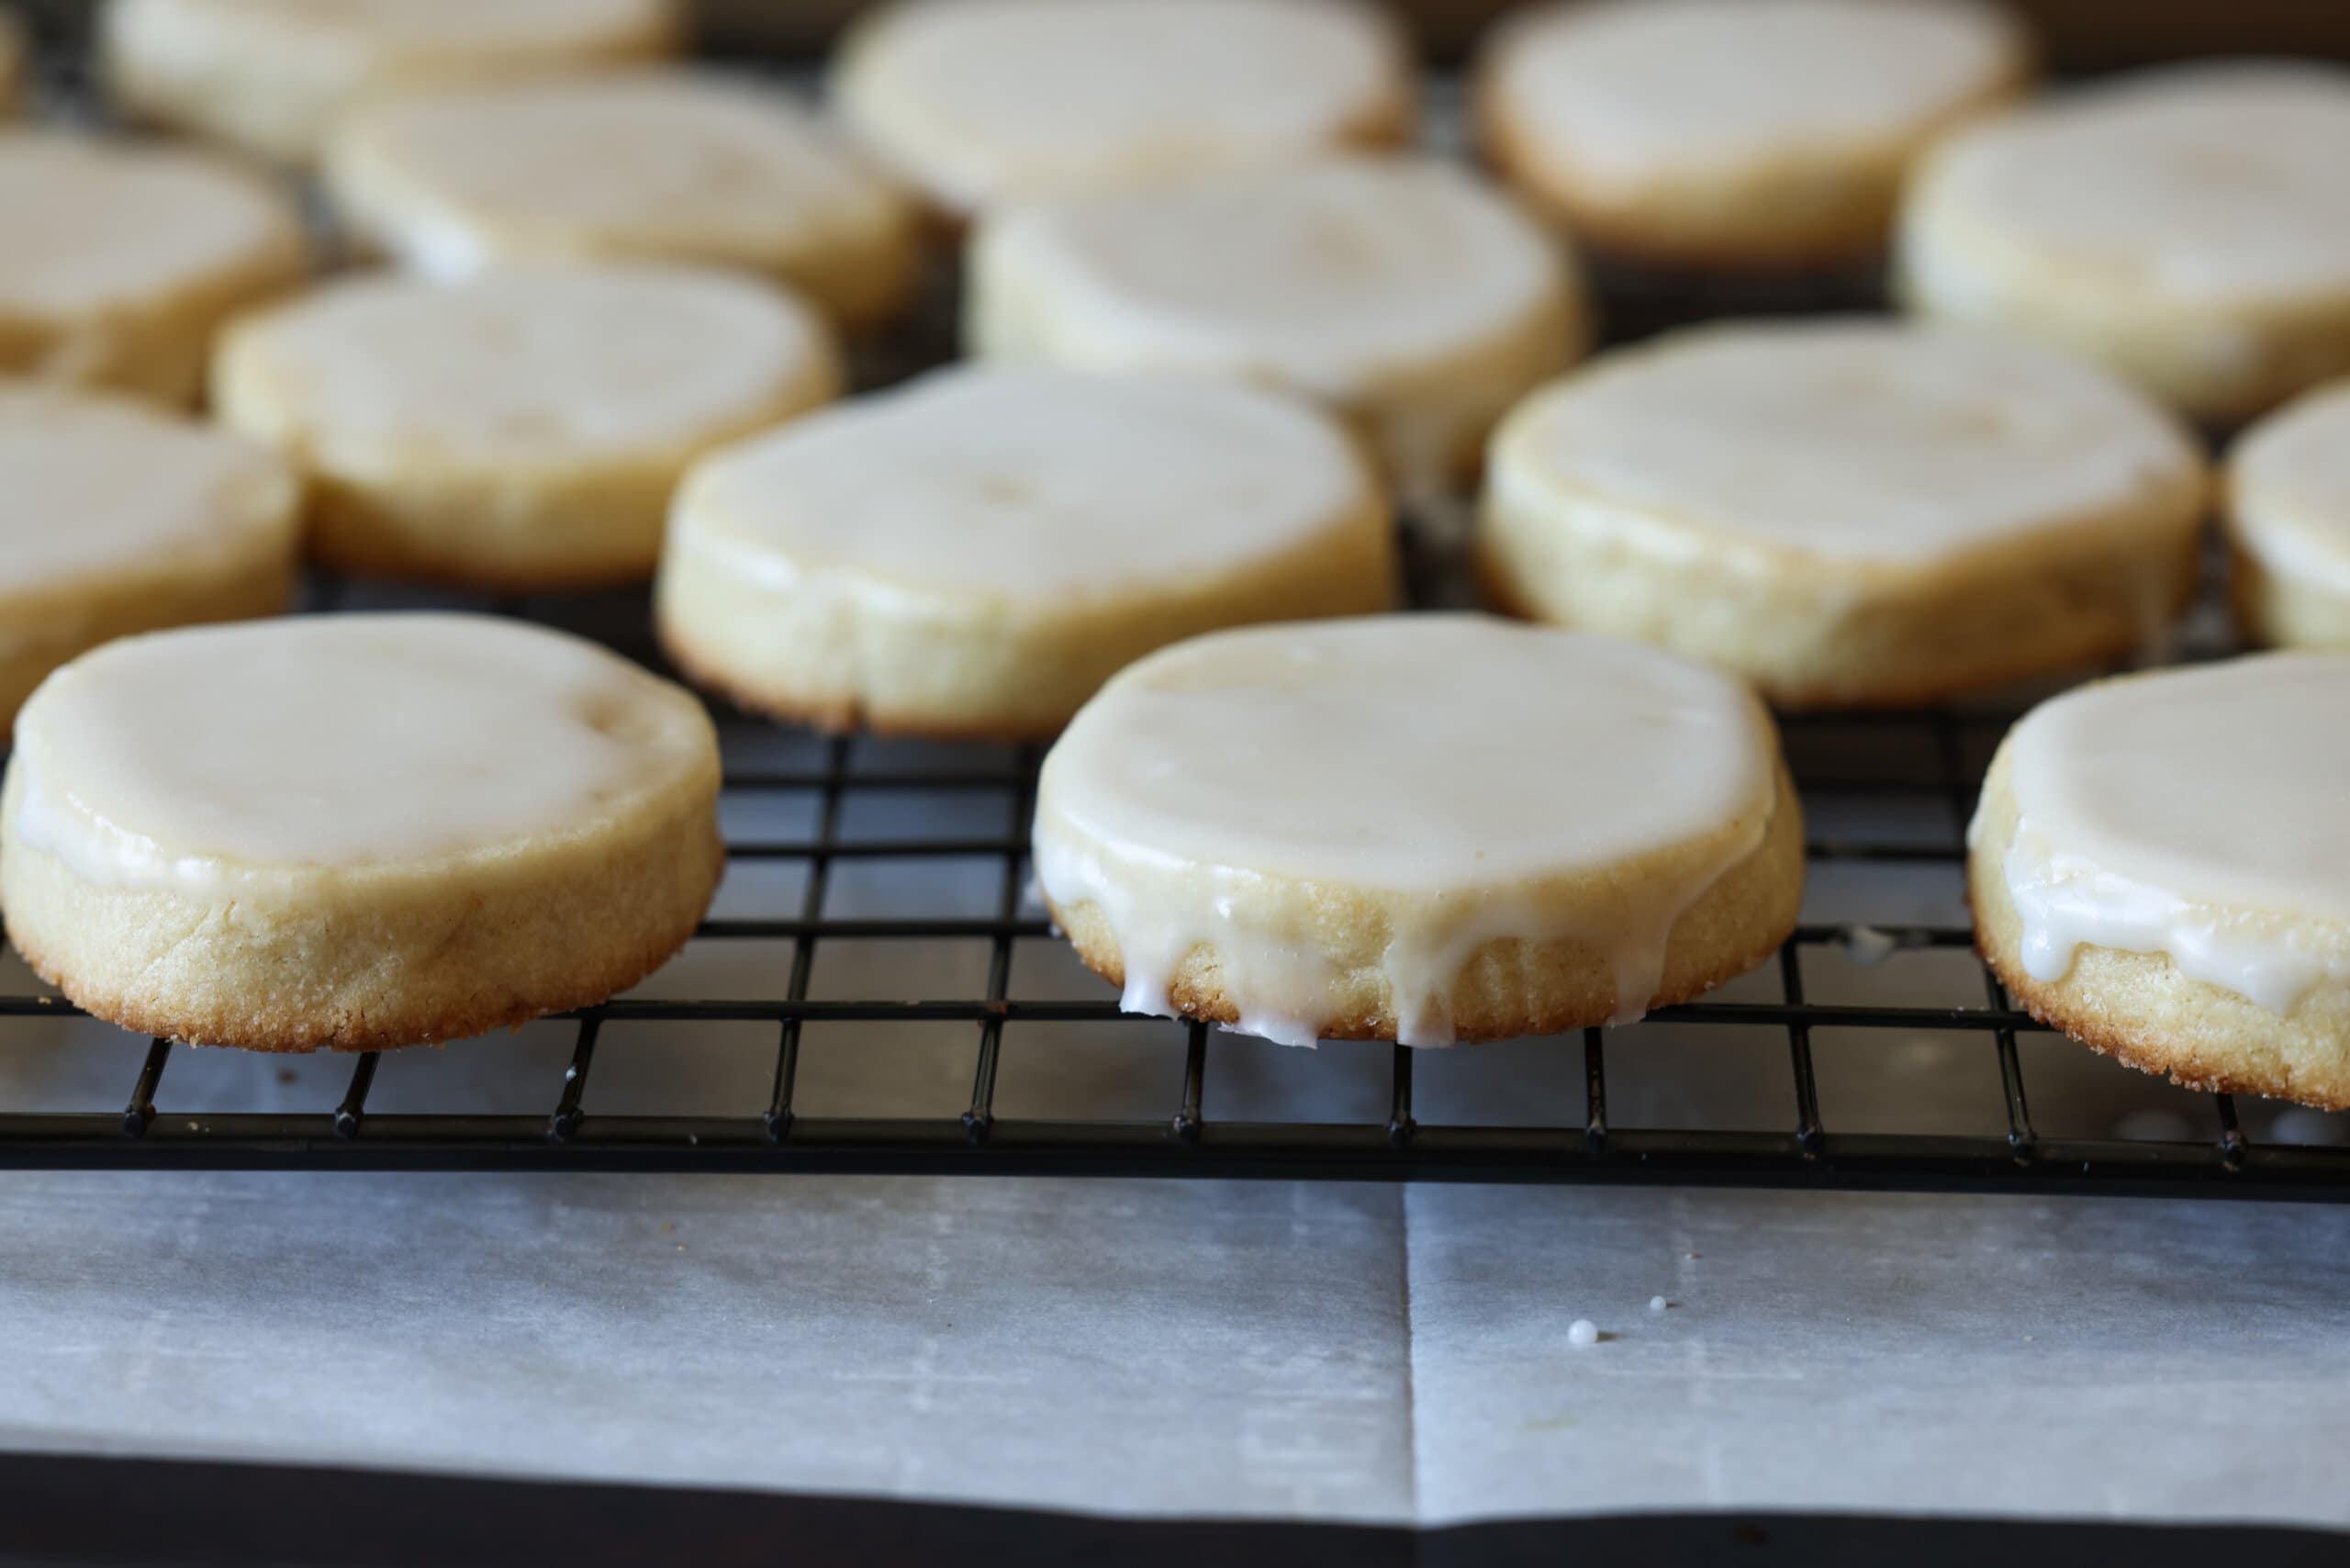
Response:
[1985, 653, 2350, 1017]
[2003, 826, 2349, 1014]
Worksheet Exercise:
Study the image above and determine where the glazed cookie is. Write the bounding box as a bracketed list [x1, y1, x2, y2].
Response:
[2226, 380, 2350, 649]
[968, 155, 1584, 486]
[0, 133, 307, 407]
[659, 364, 1395, 738]
[102, 0, 681, 165]
[1971, 655, 2350, 1109]
[1034, 616, 1803, 1046]
[1479, 0, 2028, 270]
[1478, 319, 2207, 708]
[0, 384, 300, 737]
[214, 264, 839, 588]
[1898, 63, 2350, 424]
[831, 0, 1410, 217]
[326, 70, 922, 331]
[2, 614, 722, 1052]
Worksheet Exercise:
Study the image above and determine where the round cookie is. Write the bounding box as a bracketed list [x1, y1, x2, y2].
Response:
[830, 0, 1411, 217]
[1898, 63, 2350, 425]
[1970, 654, 2350, 1109]
[2226, 379, 2350, 649]
[1033, 615, 1803, 1047]
[1478, 319, 2208, 709]
[1478, 0, 2029, 271]
[0, 384, 300, 738]
[658, 364, 1396, 738]
[968, 154, 1584, 487]
[213, 264, 840, 589]
[0, 132, 307, 407]
[2, 613, 722, 1052]
[325, 69, 923, 332]
[102, 0, 681, 166]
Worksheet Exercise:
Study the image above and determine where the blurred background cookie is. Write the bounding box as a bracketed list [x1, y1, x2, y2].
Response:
[326, 68, 922, 332]
[213, 264, 839, 589]
[830, 0, 1411, 217]
[2227, 378, 2350, 649]
[658, 363, 1395, 737]
[101, 0, 683, 165]
[1898, 62, 2350, 425]
[0, 383, 299, 736]
[1479, 318, 2207, 707]
[1478, 0, 2030, 271]
[0, 132, 306, 406]
[968, 154, 1583, 488]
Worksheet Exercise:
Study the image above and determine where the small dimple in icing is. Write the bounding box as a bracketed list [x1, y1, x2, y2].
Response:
[6, 614, 710, 900]
[1986, 654, 2350, 1014]
[1031, 616, 1781, 1047]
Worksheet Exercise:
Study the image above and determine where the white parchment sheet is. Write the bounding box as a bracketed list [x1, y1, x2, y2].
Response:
[4, 1171, 2350, 1527]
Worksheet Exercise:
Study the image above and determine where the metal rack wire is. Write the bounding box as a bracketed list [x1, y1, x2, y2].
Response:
[3, 15, 2346, 1195]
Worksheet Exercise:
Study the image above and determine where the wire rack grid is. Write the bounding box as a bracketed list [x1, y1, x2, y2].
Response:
[2, 17, 2348, 1195]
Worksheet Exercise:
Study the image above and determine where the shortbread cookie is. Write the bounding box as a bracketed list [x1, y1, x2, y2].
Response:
[1971, 655, 2350, 1109]
[1034, 616, 1803, 1046]
[831, 0, 1410, 217]
[1898, 63, 2350, 424]
[659, 364, 1395, 738]
[0, 384, 299, 737]
[325, 70, 922, 331]
[1479, 319, 2207, 708]
[2227, 380, 2350, 649]
[2, 614, 722, 1052]
[103, 0, 681, 165]
[1479, 0, 2028, 270]
[0, 133, 306, 407]
[969, 155, 1583, 486]
[214, 264, 839, 588]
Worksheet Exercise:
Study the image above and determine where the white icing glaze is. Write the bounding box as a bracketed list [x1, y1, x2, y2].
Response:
[138, 0, 671, 52]
[673, 364, 1373, 599]
[1910, 64, 2350, 305]
[971, 154, 1575, 490]
[7, 613, 711, 900]
[0, 386, 294, 602]
[0, 134, 297, 316]
[834, 0, 1401, 211]
[1491, 0, 2018, 187]
[221, 266, 833, 463]
[335, 71, 904, 278]
[1491, 319, 2200, 565]
[1033, 616, 1778, 1046]
[1986, 655, 2350, 1014]
[2231, 381, 2350, 599]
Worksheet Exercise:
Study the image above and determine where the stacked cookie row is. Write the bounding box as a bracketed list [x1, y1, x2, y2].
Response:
[0, 0, 2344, 1116]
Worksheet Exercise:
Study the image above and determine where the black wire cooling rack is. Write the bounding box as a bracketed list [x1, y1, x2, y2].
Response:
[3, 11, 2347, 1196]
